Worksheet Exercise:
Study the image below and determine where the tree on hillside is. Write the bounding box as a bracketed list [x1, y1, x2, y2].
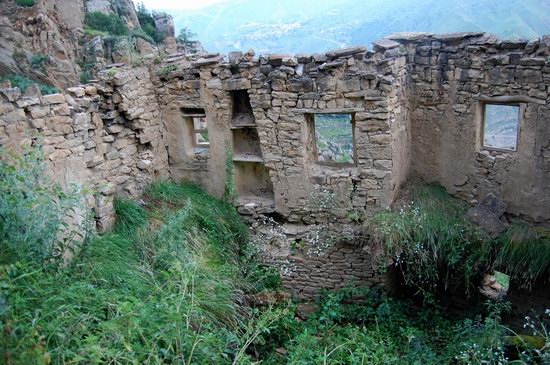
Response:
[177, 28, 198, 53]
[136, 2, 165, 44]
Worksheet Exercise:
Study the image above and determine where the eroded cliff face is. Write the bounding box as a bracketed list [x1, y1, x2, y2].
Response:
[0, 0, 176, 90]
[0, 1, 83, 89]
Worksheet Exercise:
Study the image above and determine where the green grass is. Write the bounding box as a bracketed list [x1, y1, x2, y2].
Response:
[0, 74, 58, 95]
[366, 183, 491, 297]
[366, 183, 550, 297]
[1, 177, 548, 363]
[1, 182, 254, 364]
[84, 12, 128, 36]
[494, 221, 550, 288]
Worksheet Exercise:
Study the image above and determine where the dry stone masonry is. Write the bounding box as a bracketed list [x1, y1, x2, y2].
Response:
[1, 32, 549, 297]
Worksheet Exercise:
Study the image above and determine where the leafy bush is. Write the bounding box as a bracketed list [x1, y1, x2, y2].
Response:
[366, 183, 491, 297]
[84, 11, 128, 36]
[136, 2, 165, 44]
[30, 53, 48, 71]
[15, 0, 34, 7]
[0, 74, 58, 95]
[0, 144, 82, 266]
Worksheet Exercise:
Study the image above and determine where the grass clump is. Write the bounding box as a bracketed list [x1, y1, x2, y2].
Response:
[0, 178, 262, 363]
[0, 74, 58, 95]
[366, 183, 491, 297]
[494, 221, 550, 288]
[366, 182, 550, 297]
[84, 12, 128, 36]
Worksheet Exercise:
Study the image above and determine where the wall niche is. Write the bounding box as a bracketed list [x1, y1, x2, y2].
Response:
[230, 90, 255, 127]
[234, 161, 274, 202]
[229, 89, 273, 204]
[232, 127, 262, 162]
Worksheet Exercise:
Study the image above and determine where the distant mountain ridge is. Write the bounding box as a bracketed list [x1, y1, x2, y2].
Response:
[169, 0, 550, 54]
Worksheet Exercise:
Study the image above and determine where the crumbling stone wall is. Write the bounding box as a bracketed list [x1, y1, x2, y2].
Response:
[2, 32, 548, 298]
[394, 32, 550, 222]
[153, 33, 548, 297]
[0, 66, 167, 232]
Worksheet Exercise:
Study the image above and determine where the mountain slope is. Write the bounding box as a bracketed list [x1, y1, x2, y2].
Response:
[171, 0, 550, 54]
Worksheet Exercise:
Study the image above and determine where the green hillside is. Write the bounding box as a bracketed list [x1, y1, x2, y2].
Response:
[169, 0, 550, 54]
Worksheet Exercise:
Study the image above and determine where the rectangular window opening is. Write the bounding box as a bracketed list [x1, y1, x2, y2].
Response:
[192, 116, 209, 147]
[311, 113, 356, 165]
[483, 103, 519, 151]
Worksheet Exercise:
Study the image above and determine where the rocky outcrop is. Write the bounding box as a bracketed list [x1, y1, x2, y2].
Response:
[86, 0, 140, 29]
[0, 2, 82, 89]
[0, 0, 178, 90]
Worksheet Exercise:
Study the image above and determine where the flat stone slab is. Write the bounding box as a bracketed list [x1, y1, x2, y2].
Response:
[372, 38, 401, 50]
[192, 56, 223, 67]
[326, 46, 367, 59]
[433, 32, 485, 41]
[388, 32, 433, 41]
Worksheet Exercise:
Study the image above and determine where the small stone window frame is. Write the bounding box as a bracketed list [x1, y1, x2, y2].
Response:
[306, 112, 357, 167]
[480, 101, 521, 153]
[182, 108, 209, 148]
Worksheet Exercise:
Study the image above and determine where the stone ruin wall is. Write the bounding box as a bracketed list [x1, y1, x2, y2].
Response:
[0, 67, 167, 232]
[401, 33, 550, 222]
[1, 32, 548, 298]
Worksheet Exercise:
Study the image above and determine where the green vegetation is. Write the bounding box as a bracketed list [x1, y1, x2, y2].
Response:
[30, 53, 48, 71]
[366, 183, 550, 299]
[494, 221, 550, 288]
[1, 148, 548, 364]
[0, 145, 83, 266]
[155, 64, 177, 76]
[177, 27, 198, 52]
[84, 11, 128, 36]
[136, 2, 166, 44]
[15, 0, 34, 7]
[0, 74, 58, 95]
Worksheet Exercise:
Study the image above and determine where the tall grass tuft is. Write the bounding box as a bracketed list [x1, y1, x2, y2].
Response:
[1, 180, 256, 364]
[494, 221, 550, 288]
[366, 183, 491, 297]
[0, 145, 82, 266]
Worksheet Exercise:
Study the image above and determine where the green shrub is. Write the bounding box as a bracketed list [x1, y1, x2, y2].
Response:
[366, 183, 492, 297]
[30, 53, 48, 71]
[15, 0, 35, 7]
[84, 11, 128, 36]
[0, 144, 82, 266]
[136, 2, 165, 44]
[0, 74, 58, 95]
[79, 70, 90, 84]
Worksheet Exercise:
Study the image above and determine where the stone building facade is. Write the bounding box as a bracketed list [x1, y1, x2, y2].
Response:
[1, 32, 549, 297]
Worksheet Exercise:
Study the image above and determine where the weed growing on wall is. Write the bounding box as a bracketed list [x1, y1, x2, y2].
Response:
[224, 142, 236, 203]
[0, 144, 85, 267]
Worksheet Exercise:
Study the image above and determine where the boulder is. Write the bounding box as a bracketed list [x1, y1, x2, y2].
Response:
[466, 193, 508, 237]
